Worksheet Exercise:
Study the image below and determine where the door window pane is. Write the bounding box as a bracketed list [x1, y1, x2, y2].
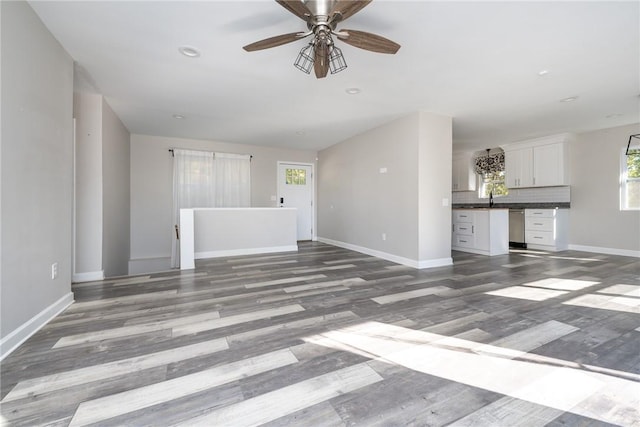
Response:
[286, 168, 306, 185]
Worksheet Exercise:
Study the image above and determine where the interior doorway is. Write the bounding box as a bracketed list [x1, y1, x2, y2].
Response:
[277, 162, 314, 241]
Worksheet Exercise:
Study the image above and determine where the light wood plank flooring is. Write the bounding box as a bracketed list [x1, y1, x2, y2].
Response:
[1, 242, 639, 426]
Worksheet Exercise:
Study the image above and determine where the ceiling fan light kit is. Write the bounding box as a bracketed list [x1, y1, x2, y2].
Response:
[244, 0, 400, 79]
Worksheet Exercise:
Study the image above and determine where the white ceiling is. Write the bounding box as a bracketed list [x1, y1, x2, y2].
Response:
[29, 0, 639, 152]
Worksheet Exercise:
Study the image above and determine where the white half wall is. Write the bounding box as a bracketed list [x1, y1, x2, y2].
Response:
[129, 134, 317, 274]
[569, 123, 640, 254]
[1, 1, 74, 355]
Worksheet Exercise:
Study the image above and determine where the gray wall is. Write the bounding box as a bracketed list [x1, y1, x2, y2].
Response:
[318, 111, 452, 266]
[1, 1, 74, 348]
[74, 92, 103, 277]
[417, 112, 453, 262]
[129, 134, 317, 274]
[570, 123, 640, 254]
[101, 98, 130, 277]
[73, 93, 131, 279]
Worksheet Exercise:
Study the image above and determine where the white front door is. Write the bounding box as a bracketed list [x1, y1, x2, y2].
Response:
[277, 162, 313, 241]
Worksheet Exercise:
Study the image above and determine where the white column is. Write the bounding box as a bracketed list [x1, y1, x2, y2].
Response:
[179, 208, 195, 270]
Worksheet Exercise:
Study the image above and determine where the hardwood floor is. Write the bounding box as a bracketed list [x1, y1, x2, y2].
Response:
[1, 242, 639, 426]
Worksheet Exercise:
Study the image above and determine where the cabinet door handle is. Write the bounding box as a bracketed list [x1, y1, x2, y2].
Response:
[534, 236, 543, 239]
[472, 226, 474, 233]
[460, 239, 467, 243]
[534, 222, 543, 226]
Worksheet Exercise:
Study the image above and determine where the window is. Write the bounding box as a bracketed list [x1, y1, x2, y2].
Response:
[170, 149, 251, 267]
[474, 150, 508, 199]
[285, 168, 307, 185]
[621, 148, 640, 210]
[479, 171, 508, 199]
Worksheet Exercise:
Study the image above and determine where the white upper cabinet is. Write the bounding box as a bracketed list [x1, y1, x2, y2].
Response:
[452, 152, 476, 192]
[533, 142, 569, 186]
[504, 147, 534, 188]
[501, 133, 572, 188]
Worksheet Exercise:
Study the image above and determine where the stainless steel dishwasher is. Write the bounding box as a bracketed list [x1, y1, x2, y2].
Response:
[509, 209, 526, 248]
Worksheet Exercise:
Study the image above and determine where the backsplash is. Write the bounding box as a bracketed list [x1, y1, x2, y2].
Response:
[452, 186, 570, 205]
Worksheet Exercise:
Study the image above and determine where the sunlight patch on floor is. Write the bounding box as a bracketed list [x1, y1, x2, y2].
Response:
[485, 278, 601, 302]
[485, 286, 568, 301]
[564, 294, 640, 314]
[520, 278, 599, 291]
[597, 284, 640, 297]
[304, 321, 640, 426]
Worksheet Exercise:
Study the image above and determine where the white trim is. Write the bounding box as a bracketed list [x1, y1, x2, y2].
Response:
[72, 117, 77, 278]
[195, 245, 298, 260]
[568, 244, 640, 258]
[72, 270, 105, 283]
[318, 237, 452, 269]
[0, 292, 74, 361]
[501, 132, 575, 151]
[620, 146, 640, 211]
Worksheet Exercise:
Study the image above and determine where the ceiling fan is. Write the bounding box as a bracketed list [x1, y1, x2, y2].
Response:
[243, 0, 401, 78]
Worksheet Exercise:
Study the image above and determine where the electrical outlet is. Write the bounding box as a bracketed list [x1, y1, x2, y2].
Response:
[51, 263, 58, 280]
[382, 233, 387, 241]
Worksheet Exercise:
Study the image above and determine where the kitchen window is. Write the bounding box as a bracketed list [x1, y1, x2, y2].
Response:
[621, 148, 640, 210]
[479, 171, 508, 199]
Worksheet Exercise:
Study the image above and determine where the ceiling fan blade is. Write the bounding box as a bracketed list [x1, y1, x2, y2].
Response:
[330, 0, 372, 23]
[275, 0, 312, 21]
[336, 29, 400, 54]
[243, 32, 307, 52]
[314, 41, 329, 79]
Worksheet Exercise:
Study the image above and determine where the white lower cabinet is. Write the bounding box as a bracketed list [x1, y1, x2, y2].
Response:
[452, 209, 509, 256]
[524, 209, 569, 251]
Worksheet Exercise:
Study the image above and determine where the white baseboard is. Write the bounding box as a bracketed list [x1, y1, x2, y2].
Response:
[195, 245, 298, 260]
[0, 292, 74, 361]
[317, 237, 452, 269]
[72, 270, 104, 283]
[128, 257, 172, 275]
[568, 244, 640, 258]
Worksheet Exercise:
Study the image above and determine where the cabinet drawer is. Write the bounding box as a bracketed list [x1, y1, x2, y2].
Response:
[454, 235, 474, 248]
[525, 230, 555, 246]
[454, 211, 473, 223]
[525, 209, 555, 218]
[525, 217, 554, 232]
[454, 223, 474, 236]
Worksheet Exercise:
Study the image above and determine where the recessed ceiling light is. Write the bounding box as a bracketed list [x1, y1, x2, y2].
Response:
[178, 46, 200, 58]
[537, 70, 549, 76]
[296, 131, 305, 135]
[345, 88, 361, 95]
[172, 114, 185, 119]
[605, 113, 623, 119]
[560, 96, 578, 103]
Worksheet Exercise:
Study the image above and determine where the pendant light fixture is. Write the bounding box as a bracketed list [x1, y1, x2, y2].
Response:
[626, 134, 640, 155]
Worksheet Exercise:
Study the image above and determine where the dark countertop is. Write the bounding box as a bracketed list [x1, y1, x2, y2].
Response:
[452, 202, 570, 209]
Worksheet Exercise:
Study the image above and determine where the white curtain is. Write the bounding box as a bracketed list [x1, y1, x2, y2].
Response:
[170, 149, 251, 268]
[214, 152, 251, 207]
[171, 149, 215, 268]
